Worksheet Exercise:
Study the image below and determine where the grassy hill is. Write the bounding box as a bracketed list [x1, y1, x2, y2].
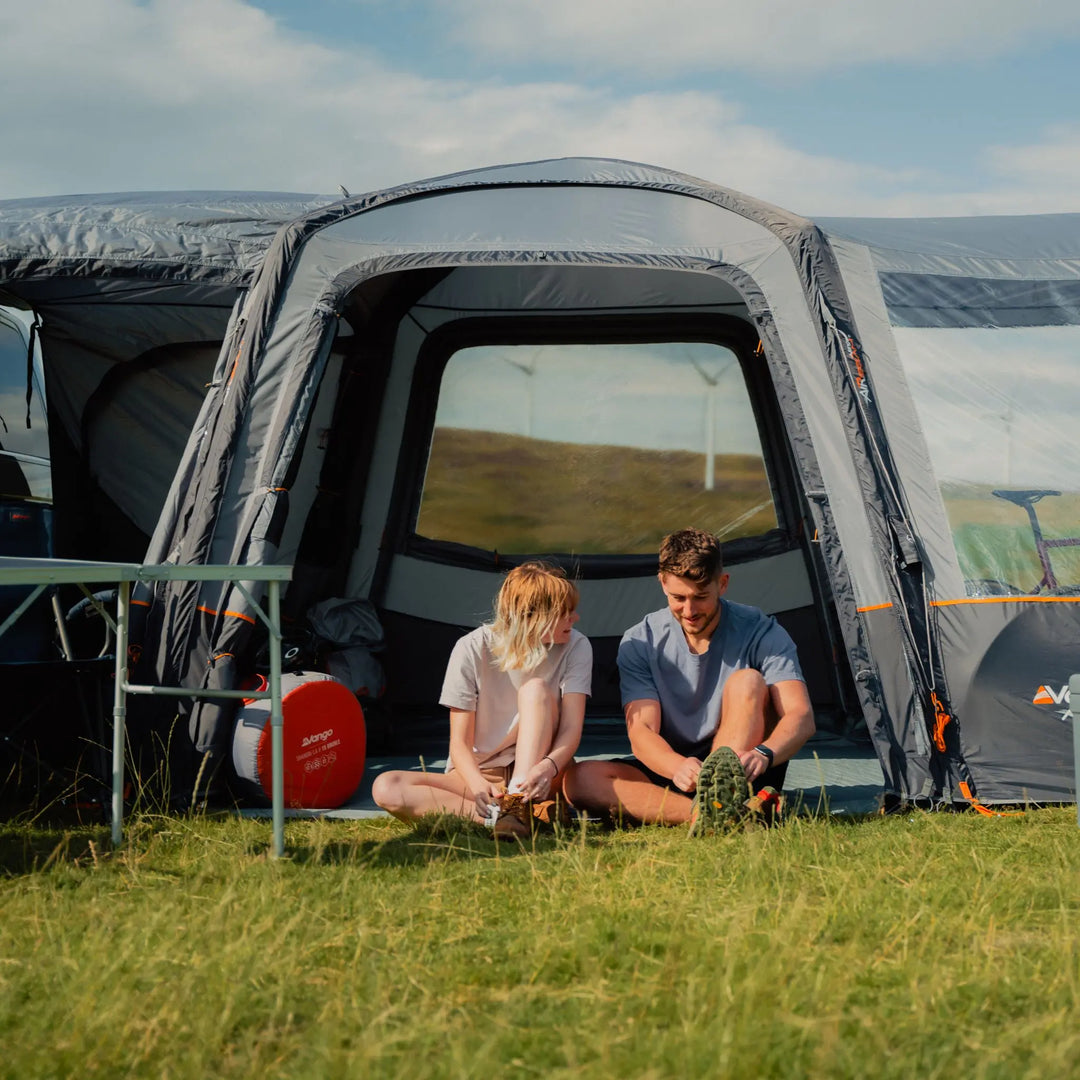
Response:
[416, 427, 778, 555]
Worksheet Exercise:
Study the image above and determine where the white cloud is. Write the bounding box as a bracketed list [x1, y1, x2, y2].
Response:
[440, 0, 1080, 74]
[845, 127, 1080, 215]
[978, 126, 1080, 210]
[0, 0, 1076, 219]
[0, 0, 912, 211]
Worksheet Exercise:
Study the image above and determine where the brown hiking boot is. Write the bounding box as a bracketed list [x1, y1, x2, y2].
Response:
[493, 793, 532, 839]
[531, 794, 572, 829]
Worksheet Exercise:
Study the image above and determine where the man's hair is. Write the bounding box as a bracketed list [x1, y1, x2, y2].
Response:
[658, 528, 724, 583]
[489, 561, 579, 672]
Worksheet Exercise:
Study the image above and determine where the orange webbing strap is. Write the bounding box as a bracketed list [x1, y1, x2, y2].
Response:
[930, 691, 951, 752]
[846, 335, 867, 390]
[958, 781, 1025, 818]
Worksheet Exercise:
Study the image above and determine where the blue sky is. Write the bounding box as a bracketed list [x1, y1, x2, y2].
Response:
[2, 0, 1080, 215]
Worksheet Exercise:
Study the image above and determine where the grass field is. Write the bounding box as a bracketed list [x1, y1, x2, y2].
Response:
[2, 807, 1079, 1079]
[417, 427, 778, 555]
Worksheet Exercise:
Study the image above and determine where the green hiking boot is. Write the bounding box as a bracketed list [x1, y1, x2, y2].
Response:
[689, 746, 751, 836]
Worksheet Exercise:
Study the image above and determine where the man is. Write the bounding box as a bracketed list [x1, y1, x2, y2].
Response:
[564, 528, 815, 827]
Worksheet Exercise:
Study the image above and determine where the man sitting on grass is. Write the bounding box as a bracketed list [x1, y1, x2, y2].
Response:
[563, 528, 815, 830]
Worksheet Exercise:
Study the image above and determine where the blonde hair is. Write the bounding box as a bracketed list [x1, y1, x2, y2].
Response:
[489, 561, 579, 672]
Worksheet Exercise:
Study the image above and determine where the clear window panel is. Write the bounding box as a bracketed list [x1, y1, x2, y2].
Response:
[416, 342, 778, 556]
[896, 326, 1080, 595]
[0, 312, 50, 503]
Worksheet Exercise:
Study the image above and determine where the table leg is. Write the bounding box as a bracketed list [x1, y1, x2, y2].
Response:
[111, 581, 130, 847]
[269, 579, 284, 858]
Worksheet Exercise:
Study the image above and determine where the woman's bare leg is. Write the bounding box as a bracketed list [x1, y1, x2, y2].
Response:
[509, 676, 558, 788]
[370, 768, 482, 823]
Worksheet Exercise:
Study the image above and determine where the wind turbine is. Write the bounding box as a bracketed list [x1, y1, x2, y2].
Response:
[501, 347, 541, 438]
[688, 349, 738, 491]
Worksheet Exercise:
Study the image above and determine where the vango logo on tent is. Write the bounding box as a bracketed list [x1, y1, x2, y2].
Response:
[1032, 683, 1072, 721]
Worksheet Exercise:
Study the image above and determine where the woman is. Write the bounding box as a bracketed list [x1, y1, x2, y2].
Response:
[372, 561, 591, 837]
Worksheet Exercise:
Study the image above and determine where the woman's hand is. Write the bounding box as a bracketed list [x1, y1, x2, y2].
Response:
[521, 757, 559, 801]
[473, 779, 505, 819]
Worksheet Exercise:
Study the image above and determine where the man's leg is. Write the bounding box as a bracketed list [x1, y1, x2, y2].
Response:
[708, 668, 788, 793]
[371, 768, 480, 823]
[563, 759, 693, 825]
[710, 668, 775, 752]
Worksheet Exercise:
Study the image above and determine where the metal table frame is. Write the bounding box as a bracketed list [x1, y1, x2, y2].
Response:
[0, 557, 293, 856]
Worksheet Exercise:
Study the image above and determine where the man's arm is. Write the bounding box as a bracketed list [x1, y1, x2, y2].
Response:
[737, 679, 815, 783]
[626, 698, 702, 793]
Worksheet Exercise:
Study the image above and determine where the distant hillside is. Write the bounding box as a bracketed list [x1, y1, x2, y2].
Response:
[416, 427, 777, 555]
[939, 481, 1080, 588]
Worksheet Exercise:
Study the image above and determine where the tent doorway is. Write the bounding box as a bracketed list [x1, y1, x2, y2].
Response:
[296, 280, 858, 733]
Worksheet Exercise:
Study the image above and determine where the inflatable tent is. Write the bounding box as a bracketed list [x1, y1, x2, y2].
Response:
[1, 158, 1078, 807]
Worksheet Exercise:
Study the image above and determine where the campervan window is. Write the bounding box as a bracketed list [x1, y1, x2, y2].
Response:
[896, 325, 1080, 596]
[0, 310, 50, 503]
[415, 341, 779, 556]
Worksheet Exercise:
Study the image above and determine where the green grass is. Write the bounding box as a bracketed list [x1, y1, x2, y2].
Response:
[2, 808, 1079, 1079]
[417, 427, 777, 555]
[940, 484, 1080, 591]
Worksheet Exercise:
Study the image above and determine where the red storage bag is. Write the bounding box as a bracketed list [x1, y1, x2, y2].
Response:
[232, 671, 366, 809]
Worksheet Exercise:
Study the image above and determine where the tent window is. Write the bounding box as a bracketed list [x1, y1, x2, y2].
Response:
[415, 341, 779, 557]
[897, 325, 1080, 596]
[0, 311, 50, 503]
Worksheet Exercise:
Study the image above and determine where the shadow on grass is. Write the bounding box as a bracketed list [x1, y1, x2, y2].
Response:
[288, 812, 607, 868]
[0, 823, 114, 877]
[0, 803, 892, 877]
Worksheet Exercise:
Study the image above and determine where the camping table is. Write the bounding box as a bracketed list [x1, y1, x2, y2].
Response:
[0, 558, 293, 856]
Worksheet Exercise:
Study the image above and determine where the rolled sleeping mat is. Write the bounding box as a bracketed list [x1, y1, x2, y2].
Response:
[232, 670, 366, 809]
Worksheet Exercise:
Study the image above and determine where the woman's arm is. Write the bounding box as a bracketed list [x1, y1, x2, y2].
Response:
[548, 691, 587, 773]
[448, 708, 503, 816]
[520, 691, 587, 800]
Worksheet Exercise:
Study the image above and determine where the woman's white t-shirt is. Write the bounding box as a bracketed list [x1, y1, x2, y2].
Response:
[439, 625, 593, 769]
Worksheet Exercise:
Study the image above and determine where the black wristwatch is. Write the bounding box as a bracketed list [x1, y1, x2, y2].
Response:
[754, 744, 774, 766]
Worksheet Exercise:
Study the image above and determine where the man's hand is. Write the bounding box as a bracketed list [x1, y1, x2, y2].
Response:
[672, 756, 703, 793]
[737, 748, 769, 785]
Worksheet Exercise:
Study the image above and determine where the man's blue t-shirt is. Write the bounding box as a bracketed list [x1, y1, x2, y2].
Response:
[617, 599, 804, 759]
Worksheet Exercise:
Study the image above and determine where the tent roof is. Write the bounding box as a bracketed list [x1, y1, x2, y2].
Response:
[0, 190, 336, 290]
[4, 160, 1080, 291]
[818, 213, 1080, 279]
[379, 156, 758, 193]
